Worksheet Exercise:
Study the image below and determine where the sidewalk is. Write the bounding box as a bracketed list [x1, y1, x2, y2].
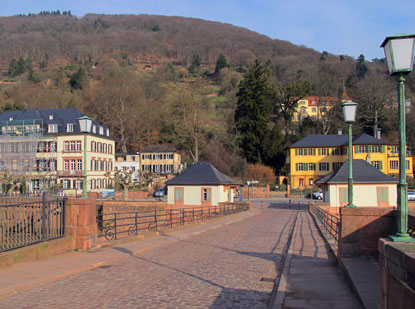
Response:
[0, 209, 257, 300]
[310, 211, 379, 309]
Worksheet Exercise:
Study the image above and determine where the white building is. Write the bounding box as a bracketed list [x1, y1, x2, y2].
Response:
[115, 153, 140, 183]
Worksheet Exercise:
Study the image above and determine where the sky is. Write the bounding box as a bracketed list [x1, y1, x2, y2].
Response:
[1, 0, 415, 61]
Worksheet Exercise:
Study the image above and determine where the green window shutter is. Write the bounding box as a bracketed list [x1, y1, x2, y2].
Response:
[305, 149, 308, 156]
[296, 163, 299, 171]
[304, 163, 308, 171]
[368, 145, 372, 153]
[295, 149, 298, 156]
[381, 145, 385, 153]
[379, 188, 388, 202]
[318, 148, 321, 155]
[313, 163, 316, 171]
[380, 161, 383, 170]
[355, 146, 358, 154]
[341, 188, 348, 203]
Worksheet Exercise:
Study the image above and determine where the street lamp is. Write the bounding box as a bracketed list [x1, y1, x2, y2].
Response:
[342, 101, 358, 208]
[78, 116, 92, 198]
[381, 33, 415, 242]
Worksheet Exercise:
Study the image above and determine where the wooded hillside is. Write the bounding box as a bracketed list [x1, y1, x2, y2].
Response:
[1, 13, 414, 179]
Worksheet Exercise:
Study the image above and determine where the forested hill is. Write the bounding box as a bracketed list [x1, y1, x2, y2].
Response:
[1, 13, 414, 179]
[0, 13, 321, 71]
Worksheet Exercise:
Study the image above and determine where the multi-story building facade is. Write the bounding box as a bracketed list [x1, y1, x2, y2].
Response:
[115, 153, 140, 183]
[140, 145, 181, 176]
[293, 96, 336, 122]
[0, 108, 114, 195]
[286, 133, 413, 189]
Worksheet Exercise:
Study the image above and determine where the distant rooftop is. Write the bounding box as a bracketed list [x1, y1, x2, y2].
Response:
[0, 108, 110, 136]
[166, 162, 241, 185]
[316, 159, 397, 184]
[289, 133, 390, 148]
[141, 144, 177, 153]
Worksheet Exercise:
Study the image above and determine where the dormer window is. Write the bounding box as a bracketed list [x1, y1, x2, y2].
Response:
[92, 125, 96, 134]
[67, 123, 73, 133]
[49, 115, 54, 120]
[106, 128, 110, 136]
[99, 126, 104, 135]
[8, 117, 13, 121]
[48, 124, 58, 133]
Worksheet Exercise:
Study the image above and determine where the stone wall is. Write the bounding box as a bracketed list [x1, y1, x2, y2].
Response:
[338, 207, 395, 257]
[379, 238, 415, 308]
[241, 185, 269, 199]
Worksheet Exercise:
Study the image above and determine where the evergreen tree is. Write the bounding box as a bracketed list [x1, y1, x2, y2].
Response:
[356, 54, 368, 79]
[214, 54, 228, 74]
[234, 60, 283, 169]
[69, 67, 88, 90]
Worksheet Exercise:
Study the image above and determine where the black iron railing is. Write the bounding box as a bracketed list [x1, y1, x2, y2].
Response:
[309, 203, 340, 242]
[0, 191, 66, 252]
[97, 203, 248, 241]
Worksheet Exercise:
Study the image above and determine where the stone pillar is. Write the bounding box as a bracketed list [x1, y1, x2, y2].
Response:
[379, 238, 415, 308]
[338, 207, 395, 257]
[65, 198, 98, 251]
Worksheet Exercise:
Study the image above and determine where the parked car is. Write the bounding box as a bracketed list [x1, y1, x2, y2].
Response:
[154, 188, 166, 198]
[312, 190, 323, 200]
[408, 191, 415, 201]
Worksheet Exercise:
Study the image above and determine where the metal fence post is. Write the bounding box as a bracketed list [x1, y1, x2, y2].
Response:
[114, 213, 118, 240]
[155, 210, 158, 231]
[41, 192, 46, 239]
[135, 212, 138, 235]
[170, 209, 172, 228]
[192, 208, 195, 222]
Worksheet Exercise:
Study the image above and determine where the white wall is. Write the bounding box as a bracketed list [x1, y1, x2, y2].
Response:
[328, 183, 397, 207]
[167, 185, 229, 206]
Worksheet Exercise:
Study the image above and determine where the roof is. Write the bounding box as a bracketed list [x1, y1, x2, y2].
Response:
[141, 144, 177, 153]
[0, 108, 109, 136]
[289, 133, 390, 148]
[165, 162, 242, 185]
[315, 159, 398, 184]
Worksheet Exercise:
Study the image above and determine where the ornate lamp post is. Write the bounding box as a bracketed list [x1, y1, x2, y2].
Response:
[78, 116, 92, 198]
[381, 34, 415, 241]
[342, 101, 358, 208]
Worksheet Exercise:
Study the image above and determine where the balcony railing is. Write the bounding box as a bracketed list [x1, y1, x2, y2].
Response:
[57, 170, 82, 177]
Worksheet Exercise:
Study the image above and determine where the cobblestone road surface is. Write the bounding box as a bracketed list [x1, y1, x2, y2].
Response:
[0, 203, 359, 308]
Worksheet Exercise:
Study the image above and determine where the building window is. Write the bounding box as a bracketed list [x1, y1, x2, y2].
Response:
[91, 179, 96, 190]
[332, 162, 342, 170]
[299, 178, 304, 186]
[108, 145, 112, 154]
[76, 141, 81, 152]
[99, 127, 104, 135]
[321, 148, 326, 155]
[407, 160, 410, 170]
[297, 163, 304, 171]
[390, 160, 398, 170]
[298, 149, 303, 156]
[48, 124, 58, 133]
[319, 163, 329, 171]
[97, 142, 101, 152]
[372, 145, 381, 153]
[49, 115, 54, 120]
[92, 125, 96, 134]
[202, 188, 211, 201]
[70, 141, 75, 152]
[91, 141, 96, 152]
[76, 180, 82, 190]
[106, 128, 110, 136]
[64, 141, 69, 152]
[63, 179, 71, 189]
[175, 188, 183, 201]
[77, 159, 82, 171]
[70, 159, 76, 172]
[308, 163, 316, 171]
[67, 123, 73, 132]
[358, 145, 368, 153]
[312, 107, 316, 113]
[50, 142, 57, 152]
[373, 161, 382, 170]
[64, 160, 69, 171]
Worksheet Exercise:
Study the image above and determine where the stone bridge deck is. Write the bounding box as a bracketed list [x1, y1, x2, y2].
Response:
[0, 202, 360, 308]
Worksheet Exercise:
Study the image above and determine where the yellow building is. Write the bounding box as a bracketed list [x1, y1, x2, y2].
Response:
[0, 108, 114, 195]
[140, 145, 182, 176]
[293, 96, 335, 122]
[286, 133, 413, 189]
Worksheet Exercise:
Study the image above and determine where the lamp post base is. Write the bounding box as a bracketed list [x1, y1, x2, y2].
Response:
[389, 233, 415, 242]
[345, 203, 356, 208]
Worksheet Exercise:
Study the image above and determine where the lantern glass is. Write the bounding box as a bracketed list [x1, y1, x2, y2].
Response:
[381, 34, 415, 75]
[78, 116, 92, 133]
[342, 102, 358, 123]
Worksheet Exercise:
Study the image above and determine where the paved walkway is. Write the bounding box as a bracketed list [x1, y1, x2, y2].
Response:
[0, 202, 360, 308]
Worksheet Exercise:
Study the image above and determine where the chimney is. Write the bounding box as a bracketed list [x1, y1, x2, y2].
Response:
[376, 128, 381, 139]
[337, 128, 342, 135]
